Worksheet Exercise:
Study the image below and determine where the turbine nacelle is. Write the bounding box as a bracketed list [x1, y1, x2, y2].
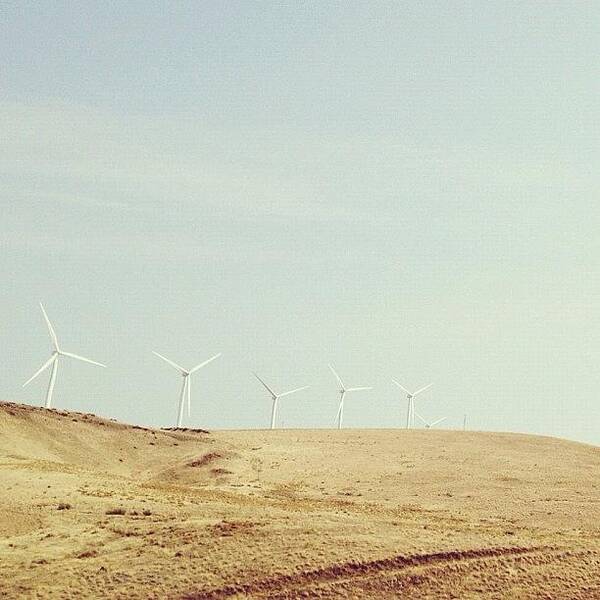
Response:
[153, 351, 221, 428]
[253, 372, 309, 429]
[329, 365, 371, 429]
[415, 411, 446, 429]
[391, 378, 434, 429]
[391, 378, 433, 399]
[23, 303, 106, 408]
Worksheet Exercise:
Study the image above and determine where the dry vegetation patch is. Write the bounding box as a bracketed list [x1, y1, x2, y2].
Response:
[1, 403, 599, 598]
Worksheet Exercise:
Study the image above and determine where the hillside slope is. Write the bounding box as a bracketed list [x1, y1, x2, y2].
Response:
[1, 401, 599, 599]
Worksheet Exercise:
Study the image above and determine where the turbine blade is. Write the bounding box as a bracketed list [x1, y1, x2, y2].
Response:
[39, 303, 59, 350]
[430, 417, 446, 427]
[152, 351, 186, 373]
[328, 365, 345, 390]
[346, 386, 372, 392]
[189, 352, 221, 374]
[412, 383, 434, 397]
[61, 351, 106, 368]
[277, 385, 309, 398]
[414, 411, 428, 426]
[391, 378, 412, 396]
[252, 372, 277, 397]
[23, 354, 57, 387]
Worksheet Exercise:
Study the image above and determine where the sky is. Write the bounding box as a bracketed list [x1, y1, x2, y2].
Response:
[1, 2, 598, 443]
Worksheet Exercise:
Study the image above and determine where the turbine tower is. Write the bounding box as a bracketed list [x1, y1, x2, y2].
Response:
[414, 411, 446, 429]
[391, 379, 433, 429]
[153, 351, 221, 428]
[329, 365, 371, 430]
[252, 372, 309, 429]
[23, 303, 106, 409]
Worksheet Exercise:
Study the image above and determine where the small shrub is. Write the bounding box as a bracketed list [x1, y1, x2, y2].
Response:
[105, 507, 126, 516]
[142, 509, 152, 516]
[188, 452, 222, 468]
[57, 503, 72, 510]
[211, 468, 233, 476]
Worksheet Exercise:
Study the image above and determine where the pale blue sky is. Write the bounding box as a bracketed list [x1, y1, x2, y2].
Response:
[1, 2, 598, 443]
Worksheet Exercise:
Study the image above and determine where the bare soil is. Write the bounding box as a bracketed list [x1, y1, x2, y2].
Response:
[1, 401, 599, 598]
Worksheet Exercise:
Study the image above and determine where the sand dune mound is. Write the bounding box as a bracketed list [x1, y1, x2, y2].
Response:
[1, 401, 599, 599]
[0, 401, 224, 479]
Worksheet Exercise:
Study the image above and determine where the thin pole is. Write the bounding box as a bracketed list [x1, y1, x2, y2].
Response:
[45, 357, 58, 409]
[334, 397, 342, 428]
[270, 396, 278, 429]
[463, 414, 467, 431]
[177, 376, 187, 428]
[338, 391, 345, 429]
[406, 395, 411, 429]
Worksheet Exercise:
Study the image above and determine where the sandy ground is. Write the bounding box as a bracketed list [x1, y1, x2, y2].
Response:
[1, 401, 599, 599]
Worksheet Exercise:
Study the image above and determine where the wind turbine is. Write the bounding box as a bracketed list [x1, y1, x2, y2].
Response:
[329, 365, 371, 429]
[23, 303, 106, 409]
[153, 351, 221, 428]
[414, 411, 446, 429]
[252, 373, 309, 429]
[391, 379, 433, 429]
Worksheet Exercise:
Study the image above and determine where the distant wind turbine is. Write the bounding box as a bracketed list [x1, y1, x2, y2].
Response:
[329, 365, 371, 429]
[153, 351, 221, 428]
[391, 379, 433, 429]
[414, 411, 446, 429]
[253, 372, 309, 429]
[23, 303, 106, 409]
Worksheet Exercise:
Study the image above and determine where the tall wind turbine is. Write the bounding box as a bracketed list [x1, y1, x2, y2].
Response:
[153, 351, 221, 428]
[252, 372, 309, 429]
[23, 303, 106, 409]
[414, 411, 446, 429]
[329, 365, 371, 429]
[391, 379, 433, 429]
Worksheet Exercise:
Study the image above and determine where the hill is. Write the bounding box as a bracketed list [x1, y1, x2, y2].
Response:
[1, 401, 599, 598]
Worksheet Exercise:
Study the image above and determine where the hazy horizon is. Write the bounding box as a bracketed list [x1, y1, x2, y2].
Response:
[1, 3, 598, 444]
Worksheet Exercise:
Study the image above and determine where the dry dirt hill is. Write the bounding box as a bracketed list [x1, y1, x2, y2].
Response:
[1, 401, 599, 599]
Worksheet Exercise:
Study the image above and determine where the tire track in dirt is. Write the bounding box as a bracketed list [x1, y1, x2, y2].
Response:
[281, 547, 600, 600]
[183, 544, 556, 599]
[343, 547, 600, 600]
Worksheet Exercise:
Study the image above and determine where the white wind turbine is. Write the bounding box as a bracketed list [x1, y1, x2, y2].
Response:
[414, 411, 446, 429]
[153, 351, 221, 428]
[252, 372, 309, 429]
[329, 365, 371, 429]
[23, 303, 106, 409]
[391, 379, 433, 429]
